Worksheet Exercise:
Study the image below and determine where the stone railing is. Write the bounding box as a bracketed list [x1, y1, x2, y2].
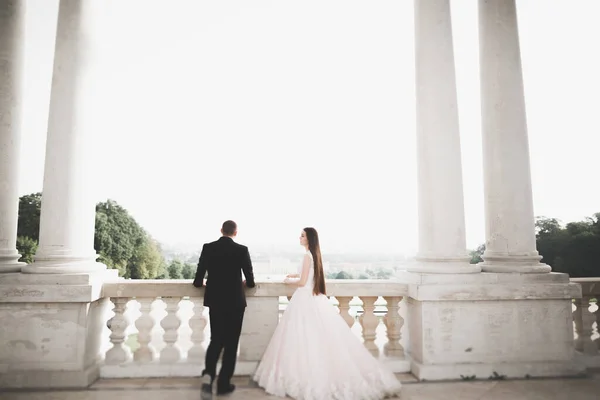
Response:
[571, 278, 600, 367]
[100, 280, 410, 378]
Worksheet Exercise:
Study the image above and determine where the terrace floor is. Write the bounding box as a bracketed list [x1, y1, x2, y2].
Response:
[2, 372, 600, 400]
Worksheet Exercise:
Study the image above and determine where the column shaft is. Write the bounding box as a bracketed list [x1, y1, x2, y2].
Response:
[0, 0, 26, 272]
[22, 0, 105, 274]
[478, 0, 550, 273]
[410, 0, 479, 274]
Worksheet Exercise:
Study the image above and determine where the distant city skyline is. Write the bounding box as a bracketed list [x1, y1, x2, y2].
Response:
[18, 0, 600, 254]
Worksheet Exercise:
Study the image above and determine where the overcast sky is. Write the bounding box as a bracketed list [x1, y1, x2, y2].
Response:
[18, 0, 600, 254]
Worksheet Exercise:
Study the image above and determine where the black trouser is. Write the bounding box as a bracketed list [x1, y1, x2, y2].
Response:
[203, 307, 245, 387]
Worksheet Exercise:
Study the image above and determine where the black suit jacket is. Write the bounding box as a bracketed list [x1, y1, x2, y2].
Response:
[193, 236, 256, 309]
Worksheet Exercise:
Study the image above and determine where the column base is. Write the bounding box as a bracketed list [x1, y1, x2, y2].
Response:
[21, 259, 107, 274]
[479, 260, 551, 274]
[406, 259, 481, 274]
[0, 250, 25, 273]
[0, 363, 100, 389]
[406, 272, 583, 381]
[411, 359, 586, 381]
[0, 273, 113, 388]
[480, 253, 550, 273]
[480, 263, 552, 273]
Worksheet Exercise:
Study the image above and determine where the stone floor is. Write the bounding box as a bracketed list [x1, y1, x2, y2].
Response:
[2, 373, 599, 400]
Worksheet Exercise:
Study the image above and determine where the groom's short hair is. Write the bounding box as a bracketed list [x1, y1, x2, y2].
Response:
[222, 220, 237, 236]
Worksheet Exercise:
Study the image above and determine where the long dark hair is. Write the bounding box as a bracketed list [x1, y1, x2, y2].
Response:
[304, 227, 326, 296]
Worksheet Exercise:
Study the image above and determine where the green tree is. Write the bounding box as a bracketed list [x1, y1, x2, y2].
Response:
[94, 200, 164, 278]
[181, 263, 196, 279]
[168, 260, 184, 279]
[16, 236, 38, 264]
[335, 271, 352, 279]
[376, 268, 392, 279]
[16, 194, 165, 278]
[155, 258, 169, 279]
[469, 244, 486, 264]
[17, 193, 41, 241]
[326, 271, 338, 279]
[125, 237, 163, 279]
[535, 214, 600, 277]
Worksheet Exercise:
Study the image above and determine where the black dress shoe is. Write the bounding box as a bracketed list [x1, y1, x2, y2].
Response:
[216, 383, 236, 396]
[201, 374, 213, 399]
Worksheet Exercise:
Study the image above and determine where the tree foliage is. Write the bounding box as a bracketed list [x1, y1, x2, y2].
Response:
[16, 194, 165, 279]
[16, 236, 38, 263]
[17, 193, 41, 241]
[335, 271, 353, 279]
[94, 200, 164, 278]
[535, 214, 600, 277]
[469, 244, 485, 264]
[181, 262, 196, 279]
[469, 213, 600, 277]
[163, 260, 196, 279]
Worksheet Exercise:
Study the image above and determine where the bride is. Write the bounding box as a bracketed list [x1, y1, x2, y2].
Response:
[253, 227, 401, 400]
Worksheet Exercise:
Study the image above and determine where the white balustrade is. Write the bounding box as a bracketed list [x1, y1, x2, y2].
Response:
[99, 278, 600, 377]
[570, 278, 600, 367]
[100, 280, 410, 378]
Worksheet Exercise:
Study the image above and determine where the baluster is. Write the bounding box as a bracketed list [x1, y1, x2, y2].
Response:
[595, 303, 600, 350]
[160, 297, 182, 363]
[337, 296, 355, 327]
[134, 298, 156, 363]
[105, 297, 131, 364]
[187, 297, 207, 363]
[383, 296, 404, 357]
[573, 299, 581, 350]
[359, 296, 379, 356]
[573, 297, 597, 355]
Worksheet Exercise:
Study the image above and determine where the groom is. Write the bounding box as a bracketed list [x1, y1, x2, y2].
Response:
[193, 220, 256, 397]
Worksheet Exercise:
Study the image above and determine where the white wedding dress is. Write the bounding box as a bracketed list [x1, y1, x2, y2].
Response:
[253, 252, 401, 400]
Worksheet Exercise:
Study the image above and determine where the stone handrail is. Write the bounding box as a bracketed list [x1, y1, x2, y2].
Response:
[101, 279, 410, 298]
[100, 280, 410, 378]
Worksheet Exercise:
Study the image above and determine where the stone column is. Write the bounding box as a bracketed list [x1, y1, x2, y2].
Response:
[22, 0, 105, 274]
[0, 0, 26, 273]
[478, 0, 550, 273]
[408, 0, 479, 274]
